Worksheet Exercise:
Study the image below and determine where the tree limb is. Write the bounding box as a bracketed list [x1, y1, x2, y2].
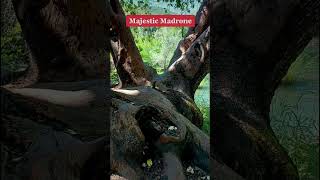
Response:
[156, 0, 211, 98]
[10, 0, 110, 83]
[157, 27, 210, 98]
[109, 0, 152, 88]
[168, 0, 210, 66]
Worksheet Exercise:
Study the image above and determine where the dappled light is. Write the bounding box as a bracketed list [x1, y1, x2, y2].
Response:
[112, 88, 141, 96]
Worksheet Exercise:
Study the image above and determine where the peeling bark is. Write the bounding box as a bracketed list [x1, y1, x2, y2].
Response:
[158, 27, 210, 98]
[169, 0, 210, 67]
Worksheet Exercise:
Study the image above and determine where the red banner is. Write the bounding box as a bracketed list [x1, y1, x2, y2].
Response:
[126, 15, 195, 27]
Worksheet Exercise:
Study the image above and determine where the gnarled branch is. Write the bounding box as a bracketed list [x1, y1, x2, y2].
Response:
[168, 0, 210, 66]
[155, 27, 209, 100]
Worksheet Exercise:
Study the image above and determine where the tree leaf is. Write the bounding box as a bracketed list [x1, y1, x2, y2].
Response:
[147, 159, 153, 167]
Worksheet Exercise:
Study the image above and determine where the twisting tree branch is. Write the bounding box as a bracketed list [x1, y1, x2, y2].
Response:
[160, 27, 210, 98]
[168, 0, 210, 67]
[109, 0, 152, 88]
[150, 0, 211, 128]
[153, 0, 211, 99]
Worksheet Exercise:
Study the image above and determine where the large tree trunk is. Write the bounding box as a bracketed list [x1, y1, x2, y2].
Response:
[211, 0, 319, 179]
[1, 0, 319, 179]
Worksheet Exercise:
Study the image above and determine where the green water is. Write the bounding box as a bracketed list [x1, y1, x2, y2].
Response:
[270, 38, 319, 180]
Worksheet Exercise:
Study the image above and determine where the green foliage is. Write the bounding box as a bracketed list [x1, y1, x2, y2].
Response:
[121, 0, 201, 14]
[119, 0, 199, 74]
[277, 134, 319, 180]
[155, 0, 202, 13]
[195, 75, 210, 134]
[271, 94, 319, 180]
[121, 0, 151, 15]
[110, 55, 120, 85]
[1, 23, 28, 72]
[290, 142, 319, 179]
[282, 40, 320, 85]
[132, 27, 186, 73]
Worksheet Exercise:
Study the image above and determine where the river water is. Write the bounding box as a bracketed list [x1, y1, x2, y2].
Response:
[271, 38, 319, 179]
[270, 38, 319, 144]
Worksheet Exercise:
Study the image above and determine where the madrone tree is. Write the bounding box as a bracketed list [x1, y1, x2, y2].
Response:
[1, 0, 318, 179]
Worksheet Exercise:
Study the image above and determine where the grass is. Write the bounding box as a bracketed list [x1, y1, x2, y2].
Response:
[194, 75, 210, 134]
[271, 38, 319, 179]
[271, 94, 319, 180]
[282, 38, 319, 85]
